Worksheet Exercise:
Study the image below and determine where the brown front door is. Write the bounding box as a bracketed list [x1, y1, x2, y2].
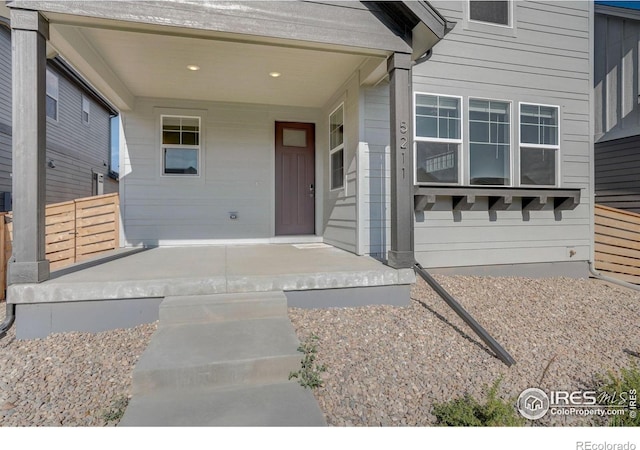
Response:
[275, 122, 315, 235]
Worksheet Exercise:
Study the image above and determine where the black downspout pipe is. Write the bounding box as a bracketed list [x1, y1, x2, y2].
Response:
[0, 302, 15, 338]
[414, 263, 516, 367]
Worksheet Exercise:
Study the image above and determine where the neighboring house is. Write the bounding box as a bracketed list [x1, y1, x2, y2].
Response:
[0, 16, 118, 211]
[594, 3, 640, 213]
[4, 0, 592, 287]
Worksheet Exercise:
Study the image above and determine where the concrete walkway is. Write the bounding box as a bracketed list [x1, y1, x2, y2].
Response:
[119, 291, 326, 426]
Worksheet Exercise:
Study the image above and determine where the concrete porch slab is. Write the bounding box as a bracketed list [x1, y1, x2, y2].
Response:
[8, 244, 415, 304]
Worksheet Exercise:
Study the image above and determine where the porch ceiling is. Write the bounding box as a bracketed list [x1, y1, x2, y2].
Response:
[48, 21, 381, 111]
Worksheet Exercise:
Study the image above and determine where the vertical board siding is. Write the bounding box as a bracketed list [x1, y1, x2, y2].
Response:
[595, 135, 640, 212]
[121, 97, 322, 246]
[409, 0, 592, 269]
[595, 11, 640, 142]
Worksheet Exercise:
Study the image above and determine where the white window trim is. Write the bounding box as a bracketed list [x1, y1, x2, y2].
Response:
[467, 97, 513, 187]
[329, 103, 345, 192]
[413, 92, 464, 186]
[160, 114, 202, 178]
[82, 94, 90, 126]
[467, 0, 513, 29]
[46, 69, 59, 123]
[518, 102, 560, 188]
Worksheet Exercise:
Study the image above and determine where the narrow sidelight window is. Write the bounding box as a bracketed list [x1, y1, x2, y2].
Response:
[329, 104, 344, 190]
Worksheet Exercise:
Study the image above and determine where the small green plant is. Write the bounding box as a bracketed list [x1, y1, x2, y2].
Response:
[432, 377, 525, 426]
[102, 395, 129, 424]
[289, 334, 327, 389]
[597, 360, 640, 427]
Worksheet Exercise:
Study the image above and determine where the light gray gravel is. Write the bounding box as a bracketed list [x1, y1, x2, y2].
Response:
[1, 275, 638, 427]
[0, 306, 156, 426]
[288, 276, 640, 426]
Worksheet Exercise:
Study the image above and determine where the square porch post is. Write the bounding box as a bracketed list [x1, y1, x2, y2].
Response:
[387, 52, 415, 269]
[8, 9, 50, 284]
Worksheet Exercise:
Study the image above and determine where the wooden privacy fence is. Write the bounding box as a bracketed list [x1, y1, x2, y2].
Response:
[595, 204, 640, 284]
[0, 193, 120, 299]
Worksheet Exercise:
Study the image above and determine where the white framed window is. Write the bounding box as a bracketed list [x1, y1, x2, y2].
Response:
[46, 69, 58, 121]
[161, 115, 200, 176]
[82, 95, 90, 125]
[414, 93, 462, 184]
[329, 103, 344, 191]
[468, 99, 511, 186]
[469, 0, 511, 27]
[519, 103, 559, 186]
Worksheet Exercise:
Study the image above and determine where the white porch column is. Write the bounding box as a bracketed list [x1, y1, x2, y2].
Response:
[8, 9, 50, 284]
[387, 52, 415, 269]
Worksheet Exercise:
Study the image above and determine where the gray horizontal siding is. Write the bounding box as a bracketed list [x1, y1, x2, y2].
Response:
[359, 83, 390, 259]
[410, 0, 592, 269]
[45, 65, 114, 204]
[0, 27, 114, 207]
[595, 135, 640, 213]
[121, 97, 322, 246]
[0, 26, 10, 129]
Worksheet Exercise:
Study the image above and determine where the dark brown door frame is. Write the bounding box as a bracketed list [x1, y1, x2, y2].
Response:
[274, 121, 316, 236]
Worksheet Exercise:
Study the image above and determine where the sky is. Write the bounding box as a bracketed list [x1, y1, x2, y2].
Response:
[596, 1, 640, 9]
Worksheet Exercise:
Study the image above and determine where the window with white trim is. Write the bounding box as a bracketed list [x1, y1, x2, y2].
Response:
[469, 99, 511, 186]
[519, 104, 559, 186]
[82, 95, 90, 125]
[161, 115, 200, 176]
[469, 1, 511, 26]
[329, 104, 344, 190]
[415, 94, 461, 184]
[46, 69, 58, 121]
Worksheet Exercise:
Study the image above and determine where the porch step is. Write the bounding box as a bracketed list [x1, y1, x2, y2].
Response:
[159, 291, 287, 326]
[119, 381, 326, 426]
[131, 316, 301, 395]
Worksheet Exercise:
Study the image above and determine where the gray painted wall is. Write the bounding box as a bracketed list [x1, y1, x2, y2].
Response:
[594, 9, 640, 143]
[120, 97, 323, 246]
[595, 134, 640, 212]
[411, 0, 593, 269]
[0, 25, 114, 210]
[322, 73, 360, 254]
[354, 1, 593, 270]
[0, 26, 12, 211]
[359, 82, 391, 260]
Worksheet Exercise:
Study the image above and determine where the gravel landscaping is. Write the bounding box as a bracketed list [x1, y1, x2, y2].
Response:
[0, 274, 638, 427]
[0, 306, 156, 426]
[289, 275, 640, 426]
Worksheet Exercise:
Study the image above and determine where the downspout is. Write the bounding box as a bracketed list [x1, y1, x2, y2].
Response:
[588, 262, 640, 292]
[0, 303, 15, 338]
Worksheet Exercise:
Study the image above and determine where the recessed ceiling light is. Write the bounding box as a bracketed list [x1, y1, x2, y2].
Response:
[187, 65, 200, 71]
[269, 72, 281, 78]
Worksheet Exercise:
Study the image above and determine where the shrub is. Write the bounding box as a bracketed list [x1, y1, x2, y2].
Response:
[432, 377, 525, 426]
[597, 360, 640, 427]
[289, 334, 327, 389]
[102, 395, 129, 425]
